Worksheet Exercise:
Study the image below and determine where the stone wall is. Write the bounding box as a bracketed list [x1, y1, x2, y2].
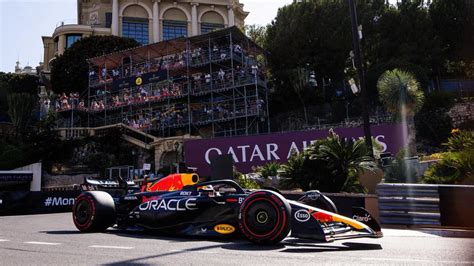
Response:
[42, 173, 99, 189]
[448, 101, 474, 128]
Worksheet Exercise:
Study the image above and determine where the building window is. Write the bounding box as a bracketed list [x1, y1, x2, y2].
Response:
[105, 12, 112, 28]
[201, 23, 224, 34]
[163, 20, 187, 41]
[122, 17, 149, 45]
[66, 34, 82, 49]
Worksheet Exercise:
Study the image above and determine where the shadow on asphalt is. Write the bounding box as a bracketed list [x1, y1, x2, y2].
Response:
[40, 230, 82, 235]
[42, 229, 382, 265]
[281, 240, 382, 253]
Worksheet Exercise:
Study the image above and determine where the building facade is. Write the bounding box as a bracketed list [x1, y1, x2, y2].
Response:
[42, 0, 248, 72]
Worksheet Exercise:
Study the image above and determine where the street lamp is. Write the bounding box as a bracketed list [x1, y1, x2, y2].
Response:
[174, 142, 180, 173]
[348, 0, 373, 157]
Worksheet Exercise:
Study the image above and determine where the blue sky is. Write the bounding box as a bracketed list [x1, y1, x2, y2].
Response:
[0, 0, 396, 73]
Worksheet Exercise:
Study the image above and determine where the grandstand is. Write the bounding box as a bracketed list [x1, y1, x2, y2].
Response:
[56, 26, 269, 139]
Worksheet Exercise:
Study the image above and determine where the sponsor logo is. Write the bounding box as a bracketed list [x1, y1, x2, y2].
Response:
[124, 196, 138, 200]
[180, 191, 192, 196]
[135, 77, 143, 85]
[306, 191, 321, 201]
[294, 209, 311, 222]
[44, 197, 75, 207]
[214, 224, 235, 234]
[353, 214, 372, 223]
[139, 198, 198, 211]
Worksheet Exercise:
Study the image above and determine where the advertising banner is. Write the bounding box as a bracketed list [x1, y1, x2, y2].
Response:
[112, 70, 167, 90]
[0, 173, 32, 182]
[0, 191, 80, 216]
[184, 123, 405, 176]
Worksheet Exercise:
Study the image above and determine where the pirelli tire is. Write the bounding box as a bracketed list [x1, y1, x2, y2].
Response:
[239, 190, 291, 245]
[72, 191, 116, 232]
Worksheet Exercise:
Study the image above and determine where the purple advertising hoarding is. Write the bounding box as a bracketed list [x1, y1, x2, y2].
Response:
[184, 123, 405, 176]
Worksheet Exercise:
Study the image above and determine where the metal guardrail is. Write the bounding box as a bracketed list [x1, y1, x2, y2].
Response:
[377, 183, 441, 226]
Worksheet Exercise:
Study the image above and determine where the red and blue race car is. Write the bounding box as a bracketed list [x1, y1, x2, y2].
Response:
[72, 173, 382, 244]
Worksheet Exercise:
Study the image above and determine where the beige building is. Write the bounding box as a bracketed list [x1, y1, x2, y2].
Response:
[42, 0, 248, 72]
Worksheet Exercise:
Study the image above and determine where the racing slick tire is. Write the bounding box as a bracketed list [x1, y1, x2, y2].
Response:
[72, 191, 116, 232]
[239, 190, 291, 245]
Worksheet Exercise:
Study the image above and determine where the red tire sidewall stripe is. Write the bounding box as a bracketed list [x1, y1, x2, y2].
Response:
[241, 195, 282, 239]
[73, 194, 96, 230]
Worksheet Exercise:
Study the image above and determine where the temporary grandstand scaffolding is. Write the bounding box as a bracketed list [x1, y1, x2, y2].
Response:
[56, 27, 269, 138]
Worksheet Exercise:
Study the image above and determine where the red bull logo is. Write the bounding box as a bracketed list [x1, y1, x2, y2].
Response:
[141, 174, 199, 193]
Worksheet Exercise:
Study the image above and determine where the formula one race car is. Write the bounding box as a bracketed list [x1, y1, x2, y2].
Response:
[72, 173, 382, 244]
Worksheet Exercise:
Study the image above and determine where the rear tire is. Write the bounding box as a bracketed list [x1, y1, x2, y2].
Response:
[239, 190, 291, 245]
[73, 191, 116, 232]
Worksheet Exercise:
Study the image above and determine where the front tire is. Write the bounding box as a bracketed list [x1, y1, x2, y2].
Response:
[239, 190, 291, 245]
[73, 191, 116, 232]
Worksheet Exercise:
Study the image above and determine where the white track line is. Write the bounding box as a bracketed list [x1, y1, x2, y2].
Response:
[24, 241, 61, 246]
[89, 245, 134, 250]
[0, 239, 10, 242]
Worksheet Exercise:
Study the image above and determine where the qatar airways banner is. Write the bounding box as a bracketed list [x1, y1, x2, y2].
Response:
[184, 123, 404, 176]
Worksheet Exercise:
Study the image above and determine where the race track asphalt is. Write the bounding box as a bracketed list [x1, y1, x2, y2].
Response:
[0, 213, 473, 265]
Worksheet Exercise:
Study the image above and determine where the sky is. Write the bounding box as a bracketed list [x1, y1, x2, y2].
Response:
[0, 0, 293, 73]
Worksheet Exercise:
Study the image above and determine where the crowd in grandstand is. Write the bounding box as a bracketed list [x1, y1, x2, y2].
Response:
[89, 43, 245, 86]
[54, 64, 262, 114]
[47, 40, 266, 130]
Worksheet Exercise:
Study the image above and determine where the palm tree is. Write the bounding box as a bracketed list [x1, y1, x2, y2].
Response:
[281, 129, 376, 192]
[377, 69, 424, 157]
[307, 129, 377, 192]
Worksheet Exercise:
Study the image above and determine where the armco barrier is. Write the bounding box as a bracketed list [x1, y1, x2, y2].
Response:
[0, 190, 80, 216]
[377, 183, 474, 228]
[377, 183, 441, 226]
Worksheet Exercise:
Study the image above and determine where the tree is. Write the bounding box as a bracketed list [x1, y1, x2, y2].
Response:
[0, 72, 39, 122]
[7, 93, 36, 136]
[430, 0, 474, 77]
[377, 69, 424, 156]
[415, 91, 455, 149]
[245, 24, 268, 49]
[265, 0, 354, 116]
[51, 36, 139, 94]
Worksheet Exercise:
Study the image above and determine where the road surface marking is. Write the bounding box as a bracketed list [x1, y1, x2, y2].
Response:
[24, 241, 61, 246]
[0, 239, 10, 242]
[361, 257, 472, 264]
[89, 245, 134, 250]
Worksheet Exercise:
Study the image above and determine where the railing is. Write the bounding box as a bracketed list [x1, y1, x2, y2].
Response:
[377, 183, 441, 226]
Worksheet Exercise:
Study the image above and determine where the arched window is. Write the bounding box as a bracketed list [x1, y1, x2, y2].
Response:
[122, 5, 149, 45]
[200, 11, 224, 34]
[163, 8, 188, 41]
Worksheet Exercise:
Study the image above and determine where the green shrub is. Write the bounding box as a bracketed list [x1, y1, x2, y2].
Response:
[236, 174, 260, 189]
[254, 162, 281, 179]
[422, 150, 473, 184]
[445, 130, 473, 152]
